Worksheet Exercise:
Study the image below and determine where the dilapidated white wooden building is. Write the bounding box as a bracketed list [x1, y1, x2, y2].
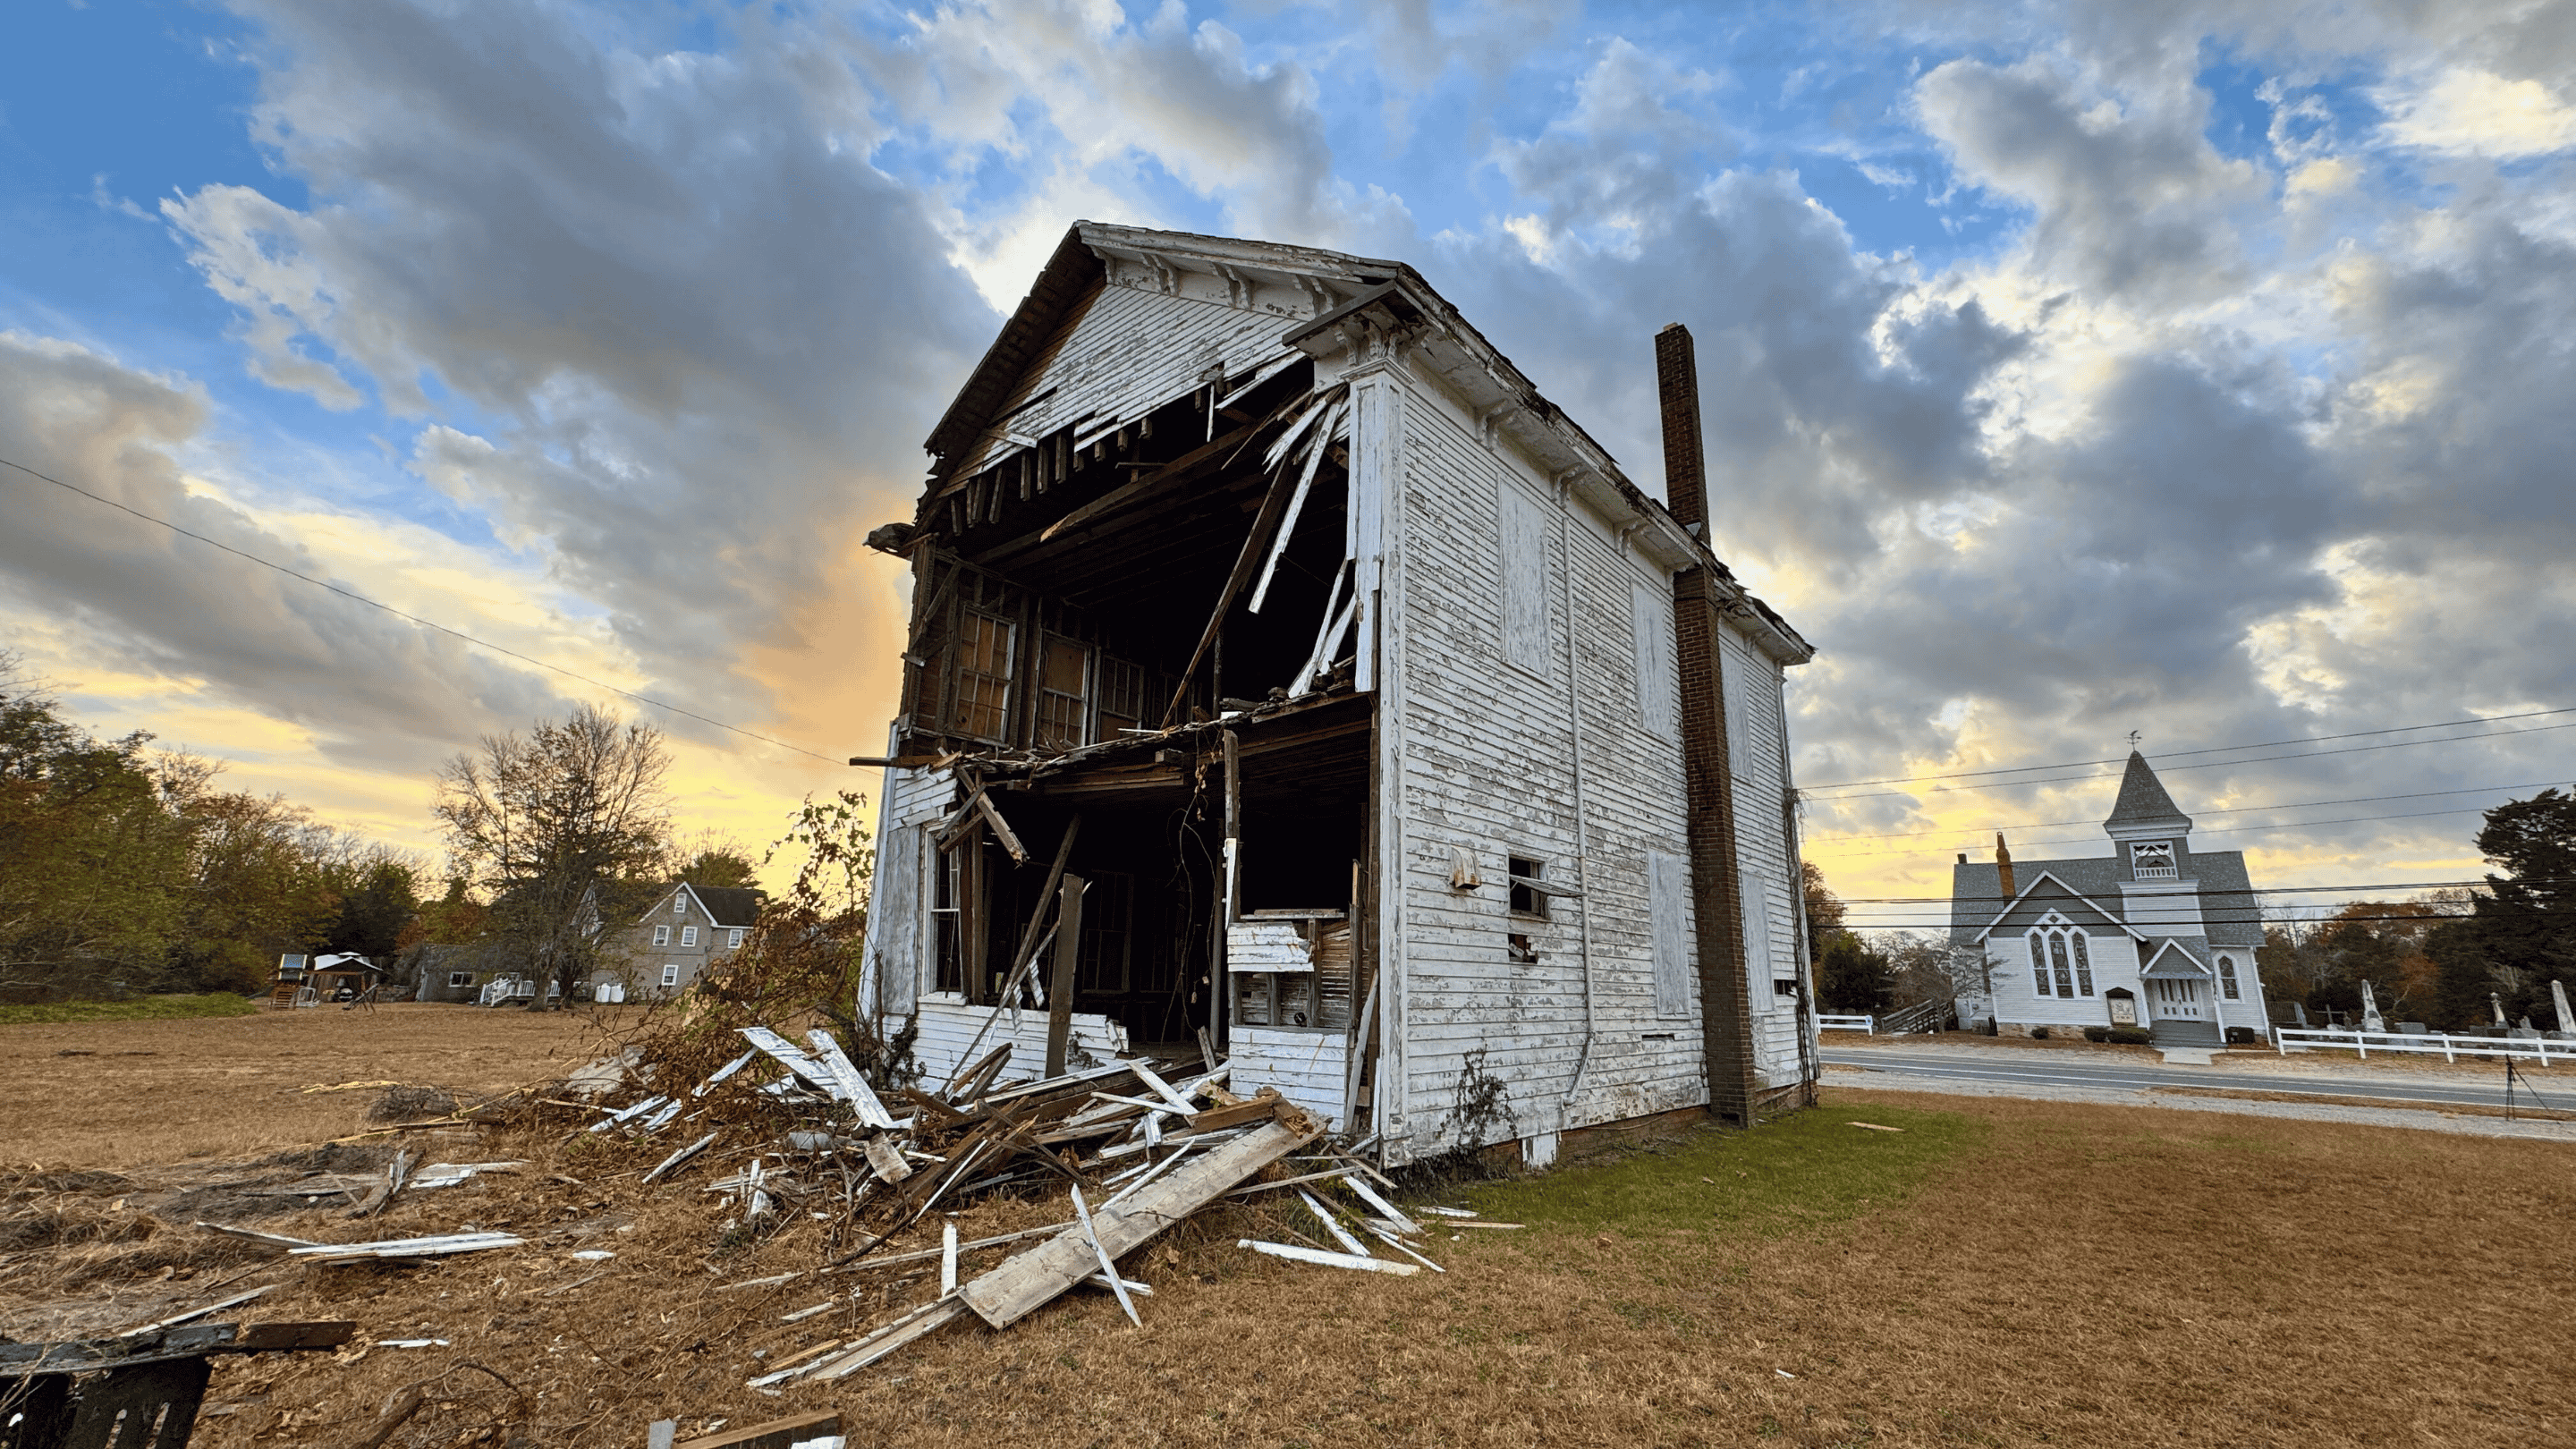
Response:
[856, 224, 1817, 1167]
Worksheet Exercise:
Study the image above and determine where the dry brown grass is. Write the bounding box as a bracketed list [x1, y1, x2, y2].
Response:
[0, 1004, 622, 1168]
[0, 1086, 2555, 1448]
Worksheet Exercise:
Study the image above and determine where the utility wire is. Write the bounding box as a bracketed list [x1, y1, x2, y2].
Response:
[1825, 875, 2565, 906]
[2, 453, 843, 765]
[1801, 721, 2576, 802]
[1808, 805, 2498, 859]
[1805, 780, 2570, 844]
[1799, 706, 2576, 792]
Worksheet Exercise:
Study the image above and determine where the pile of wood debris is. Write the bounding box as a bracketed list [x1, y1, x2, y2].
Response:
[185, 1022, 1506, 1401]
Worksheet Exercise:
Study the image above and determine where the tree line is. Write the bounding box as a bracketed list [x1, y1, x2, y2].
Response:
[0, 654, 764, 1004]
[1808, 788, 2576, 1032]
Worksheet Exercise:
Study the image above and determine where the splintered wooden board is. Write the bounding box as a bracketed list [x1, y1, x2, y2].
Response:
[957, 1111, 1319, 1330]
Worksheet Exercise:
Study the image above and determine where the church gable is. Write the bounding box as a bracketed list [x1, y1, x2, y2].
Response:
[1977, 872, 2135, 942]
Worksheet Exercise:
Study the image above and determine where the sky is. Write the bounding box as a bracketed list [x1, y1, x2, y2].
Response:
[4, 0, 2573, 933]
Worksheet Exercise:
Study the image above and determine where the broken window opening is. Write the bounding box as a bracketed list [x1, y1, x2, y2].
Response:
[1506, 932, 1538, 966]
[948, 608, 1017, 742]
[1096, 657, 1146, 740]
[1508, 855, 1549, 919]
[1035, 634, 1094, 750]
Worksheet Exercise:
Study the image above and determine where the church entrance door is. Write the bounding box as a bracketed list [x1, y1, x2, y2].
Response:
[2151, 978, 2204, 1021]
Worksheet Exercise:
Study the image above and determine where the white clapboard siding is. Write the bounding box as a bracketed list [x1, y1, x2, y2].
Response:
[1381, 374, 1712, 1160]
[1231, 1027, 1351, 1131]
[1226, 920, 1316, 971]
[860, 767, 955, 1021]
[952, 276, 1307, 479]
[910, 996, 1130, 1086]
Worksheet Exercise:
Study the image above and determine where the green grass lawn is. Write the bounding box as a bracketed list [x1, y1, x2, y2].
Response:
[1458, 1101, 1984, 1238]
[0, 992, 262, 1026]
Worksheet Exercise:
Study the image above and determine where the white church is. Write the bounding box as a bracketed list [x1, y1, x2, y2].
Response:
[1946, 753, 2270, 1046]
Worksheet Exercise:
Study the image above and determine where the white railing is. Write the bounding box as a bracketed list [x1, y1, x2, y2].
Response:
[2274, 1027, 2567, 1065]
[1818, 1014, 1875, 1033]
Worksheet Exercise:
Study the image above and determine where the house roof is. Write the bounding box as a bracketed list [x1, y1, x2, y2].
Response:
[2104, 751, 2193, 835]
[1950, 852, 2264, 949]
[916, 221, 1814, 667]
[639, 881, 766, 928]
[2139, 939, 2213, 978]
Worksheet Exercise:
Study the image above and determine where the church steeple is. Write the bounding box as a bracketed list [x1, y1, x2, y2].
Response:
[2103, 750, 2192, 843]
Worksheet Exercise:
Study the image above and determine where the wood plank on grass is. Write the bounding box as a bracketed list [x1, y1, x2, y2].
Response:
[957, 1111, 1320, 1329]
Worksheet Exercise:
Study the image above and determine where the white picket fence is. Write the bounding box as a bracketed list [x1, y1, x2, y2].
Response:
[1818, 1013, 1876, 1033]
[2274, 1027, 2569, 1065]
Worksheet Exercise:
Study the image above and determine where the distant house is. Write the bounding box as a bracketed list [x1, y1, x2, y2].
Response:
[613, 882, 765, 998]
[267, 951, 386, 1007]
[1947, 752, 2270, 1046]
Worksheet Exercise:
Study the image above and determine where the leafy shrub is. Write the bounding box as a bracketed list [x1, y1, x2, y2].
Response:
[2107, 1027, 2152, 1046]
[2029, 1026, 2051, 1040]
[2081, 1025, 2111, 1042]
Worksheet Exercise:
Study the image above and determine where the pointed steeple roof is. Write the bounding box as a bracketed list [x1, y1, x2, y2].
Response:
[2103, 751, 2193, 837]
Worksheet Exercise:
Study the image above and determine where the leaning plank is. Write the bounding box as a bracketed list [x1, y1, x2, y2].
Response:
[1238, 1240, 1419, 1276]
[641, 1131, 720, 1185]
[194, 1222, 320, 1253]
[114, 1284, 275, 1337]
[1297, 1187, 1370, 1257]
[1338, 1174, 1419, 1235]
[1069, 1184, 1140, 1327]
[588, 1095, 670, 1133]
[738, 1028, 829, 1087]
[808, 1298, 971, 1380]
[674, 1410, 841, 1449]
[958, 1110, 1320, 1330]
[804, 1029, 897, 1129]
[290, 1231, 525, 1264]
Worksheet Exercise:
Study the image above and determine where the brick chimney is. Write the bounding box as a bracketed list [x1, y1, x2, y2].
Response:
[1661, 323, 1769, 1122]
[1656, 323, 1707, 532]
[1995, 833, 2016, 902]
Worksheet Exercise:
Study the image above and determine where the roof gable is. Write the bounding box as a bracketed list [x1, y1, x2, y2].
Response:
[1974, 870, 2144, 943]
[2140, 939, 2211, 978]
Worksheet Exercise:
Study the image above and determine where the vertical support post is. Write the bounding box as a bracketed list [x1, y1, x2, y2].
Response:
[1223, 730, 1242, 926]
[1045, 874, 1087, 1078]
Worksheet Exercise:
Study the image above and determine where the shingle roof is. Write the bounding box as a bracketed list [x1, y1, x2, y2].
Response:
[2104, 751, 2194, 834]
[1949, 851, 2263, 949]
[687, 885, 766, 928]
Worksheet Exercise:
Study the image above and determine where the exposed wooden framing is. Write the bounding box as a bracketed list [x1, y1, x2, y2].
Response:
[1248, 396, 1345, 614]
[1159, 456, 1310, 727]
[972, 791, 1030, 865]
[1043, 873, 1088, 1077]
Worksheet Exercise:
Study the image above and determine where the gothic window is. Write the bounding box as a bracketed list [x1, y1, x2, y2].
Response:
[2027, 921, 2095, 998]
[2217, 953, 2241, 999]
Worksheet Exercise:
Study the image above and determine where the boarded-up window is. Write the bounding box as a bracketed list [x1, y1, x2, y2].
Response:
[1501, 486, 1548, 673]
[948, 610, 1017, 741]
[1034, 636, 1092, 750]
[1650, 850, 1692, 1019]
[1721, 641, 1752, 781]
[1741, 867, 1774, 1008]
[1631, 582, 1675, 737]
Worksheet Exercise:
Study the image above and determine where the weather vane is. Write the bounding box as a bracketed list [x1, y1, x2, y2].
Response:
[2127, 730, 2141, 749]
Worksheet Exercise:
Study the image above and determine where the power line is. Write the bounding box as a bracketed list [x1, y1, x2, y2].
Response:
[1807, 805, 2496, 859]
[1798, 706, 2576, 792]
[1825, 875, 2557, 906]
[1801, 721, 2576, 802]
[2, 453, 843, 765]
[1804, 780, 2569, 844]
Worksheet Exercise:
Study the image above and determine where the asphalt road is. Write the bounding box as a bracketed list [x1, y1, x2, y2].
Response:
[1819, 1045, 2572, 1114]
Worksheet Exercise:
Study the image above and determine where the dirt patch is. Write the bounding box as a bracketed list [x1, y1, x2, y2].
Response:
[0, 1003, 620, 1169]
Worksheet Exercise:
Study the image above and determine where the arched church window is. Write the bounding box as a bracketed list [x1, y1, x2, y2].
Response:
[2029, 932, 2050, 996]
[2026, 921, 2095, 999]
[2072, 933, 2094, 996]
[2047, 932, 2074, 997]
[2217, 954, 2241, 1000]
